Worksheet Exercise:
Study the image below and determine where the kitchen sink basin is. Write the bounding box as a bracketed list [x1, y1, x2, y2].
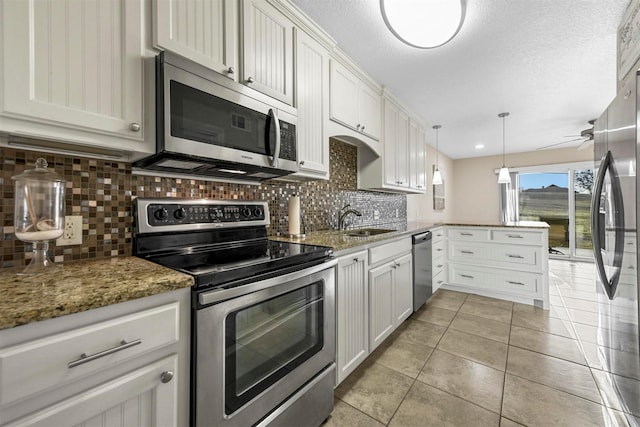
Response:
[343, 228, 396, 237]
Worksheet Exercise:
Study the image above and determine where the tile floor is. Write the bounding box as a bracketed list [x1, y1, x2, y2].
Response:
[324, 260, 640, 426]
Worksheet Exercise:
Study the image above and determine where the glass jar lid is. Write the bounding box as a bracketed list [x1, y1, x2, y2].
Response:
[11, 158, 65, 182]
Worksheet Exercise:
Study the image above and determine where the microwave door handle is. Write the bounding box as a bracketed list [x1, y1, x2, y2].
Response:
[268, 109, 281, 168]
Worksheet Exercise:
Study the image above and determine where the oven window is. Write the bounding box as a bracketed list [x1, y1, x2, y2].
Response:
[224, 281, 324, 415]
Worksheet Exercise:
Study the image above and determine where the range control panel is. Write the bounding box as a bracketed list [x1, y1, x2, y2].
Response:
[136, 199, 270, 233]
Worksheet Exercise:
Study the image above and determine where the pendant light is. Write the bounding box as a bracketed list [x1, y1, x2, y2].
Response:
[497, 112, 511, 184]
[432, 125, 443, 185]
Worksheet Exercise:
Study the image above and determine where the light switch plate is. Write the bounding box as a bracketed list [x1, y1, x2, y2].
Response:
[56, 216, 83, 246]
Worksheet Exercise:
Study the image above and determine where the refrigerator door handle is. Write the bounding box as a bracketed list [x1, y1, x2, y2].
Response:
[591, 150, 625, 300]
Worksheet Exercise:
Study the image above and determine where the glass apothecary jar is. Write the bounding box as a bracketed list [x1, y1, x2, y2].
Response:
[12, 158, 66, 275]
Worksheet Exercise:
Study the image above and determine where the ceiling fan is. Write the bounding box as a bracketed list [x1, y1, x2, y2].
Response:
[537, 119, 595, 151]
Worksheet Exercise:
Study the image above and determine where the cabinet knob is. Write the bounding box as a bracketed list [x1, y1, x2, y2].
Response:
[361, 125, 365, 131]
[227, 66, 235, 74]
[353, 258, 358, 263]
[160, 370, 174, 383]
[247, 77, 255, 83]
[129, 123, 141, 132]
[356, 124, 361, 130]
[300, 160, 305, 165]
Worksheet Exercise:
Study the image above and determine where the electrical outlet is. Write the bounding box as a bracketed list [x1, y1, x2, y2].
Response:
[56, 216, 83, 246]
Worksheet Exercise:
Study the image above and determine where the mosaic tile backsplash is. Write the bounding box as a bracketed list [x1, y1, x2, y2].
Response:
[1, 139, 406, 269]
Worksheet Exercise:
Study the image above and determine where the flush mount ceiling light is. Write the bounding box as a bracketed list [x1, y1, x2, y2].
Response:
[497, 112, 511, 184]
[432, 125, 443, 185]
[380, 0, 466, 49]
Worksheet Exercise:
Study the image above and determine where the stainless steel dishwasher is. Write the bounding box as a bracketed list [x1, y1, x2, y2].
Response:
[412, 231, 433, 311]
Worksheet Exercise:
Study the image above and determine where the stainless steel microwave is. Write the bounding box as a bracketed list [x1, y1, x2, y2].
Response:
[133, 52, 298, 181]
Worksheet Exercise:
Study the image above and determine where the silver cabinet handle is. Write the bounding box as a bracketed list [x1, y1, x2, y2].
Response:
[436, 248, 443, 252]
[460, 232, 473, 236]
[437, 280, 443, 284]
[227, 66, 235, 74]
[129, 123, 141, 132]
[507, 281, 525, 286]
[507, 254, 524, 259]
[461, 274, 474, 279]
[68, 339, 142, 368]
[461, 250, 474, 254]
[507, 234, 523, 239]
[247, 77, 254, 83]
[437, 264, 443, 268]
[160, 370, 174, 383]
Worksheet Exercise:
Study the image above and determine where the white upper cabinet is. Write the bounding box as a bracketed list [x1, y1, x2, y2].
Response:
[241, 0, 294, 105]
[330, 60, 381, 141]
[0, 0, 148, 156]
[409, 120, 427, 190]
[383, 96, 409, 189]
[293, 28, 330, 178]
[153, 0, 238, 80]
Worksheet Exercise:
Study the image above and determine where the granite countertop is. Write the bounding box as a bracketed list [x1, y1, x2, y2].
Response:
[272, 221, 549, 255]
[0, 257, 194, 331]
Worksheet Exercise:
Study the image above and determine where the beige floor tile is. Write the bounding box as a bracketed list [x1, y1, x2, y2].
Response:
[449, 312, 511, 344]
[466, 293, 514, 310]
[324, 399, 385, 427]
[459, 300, 513, 324]
[426, 289, 468, 311]
[502, 374, 625, 427]
[509, 325, 586, 365]
[500, 418, 525, 427]
[335, 361, 414, 425]
[513, 302, 570, 320]
[506, 346, 601, 403]
[511, 309, 576, 338]
[418, 349, 504, 413]
[437, 329, 508, 370]
[370, 337, 433, 378]
[392, 318, 447, 347]
[389, 381, 500, 427]
[413, 306, 457, 327]
[591, 369, 640, 417]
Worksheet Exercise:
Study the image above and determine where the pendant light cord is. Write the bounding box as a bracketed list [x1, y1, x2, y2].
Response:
[498, 112, 509, 167]
[433, 125, 441, 168]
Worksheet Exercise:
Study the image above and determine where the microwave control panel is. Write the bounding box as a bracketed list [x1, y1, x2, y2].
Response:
[279, 122, 296, 161]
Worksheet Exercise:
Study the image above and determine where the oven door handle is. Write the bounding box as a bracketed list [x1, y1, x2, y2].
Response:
[198, 259, 337, 306]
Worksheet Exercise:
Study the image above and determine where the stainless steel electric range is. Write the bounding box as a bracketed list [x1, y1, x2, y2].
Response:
[133, 198, 337, 427]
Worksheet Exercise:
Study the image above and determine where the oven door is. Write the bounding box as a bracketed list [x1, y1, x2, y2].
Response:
[194, 259, 336, 427]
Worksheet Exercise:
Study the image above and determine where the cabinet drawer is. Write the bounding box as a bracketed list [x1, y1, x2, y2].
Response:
[433, 269, 446, 291]
[432, 254, 445, 277]
[446, 227, 488, 242]
[449, 264, 541, 296]
[490, 229, 544, 245]
[430, 227, 445, 242]
[448, 242, 541, 270]
[369, 238, 411, 266]
[432, 238, 445, 258]
[0, 303, 179, 405]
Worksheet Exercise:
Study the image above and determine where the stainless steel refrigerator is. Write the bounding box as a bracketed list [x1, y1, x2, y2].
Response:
[592, 70, 640, 423]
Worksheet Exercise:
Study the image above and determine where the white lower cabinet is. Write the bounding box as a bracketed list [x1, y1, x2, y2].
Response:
[0, 289, 190, 427]
[368, 239, 413, 352]
[335, 251, 368, 385]
[444, 226, 549, 307]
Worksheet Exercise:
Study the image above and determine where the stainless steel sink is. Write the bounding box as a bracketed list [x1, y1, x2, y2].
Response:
[343, 228, 396, 237]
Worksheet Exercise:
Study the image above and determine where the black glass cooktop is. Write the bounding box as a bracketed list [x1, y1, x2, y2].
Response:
[143, 239, 333, 289]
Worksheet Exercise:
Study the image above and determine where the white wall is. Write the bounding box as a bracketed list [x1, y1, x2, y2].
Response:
[450, 147, 593, 223]
[407, 144, 455, 222]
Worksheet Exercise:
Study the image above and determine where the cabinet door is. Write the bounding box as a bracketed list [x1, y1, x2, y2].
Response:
[241, 0, 294, 105]
[369, 263, 395, 351]
[409, 121, 426, 191]
[394, 254, 413, 325]
[383, 100, 399, 186]
[358, 84, 381, 141]
[336, 252, 368, 385]
[295, 29, 329, 177]
[396, 109, 410, 188]
[1, 0, 144, 142]
[330, 60, 359, 129]
[154, 0, 237, 80]
[6, 355, 178, 427]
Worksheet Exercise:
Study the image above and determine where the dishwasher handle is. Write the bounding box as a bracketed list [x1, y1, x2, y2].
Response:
[412, 231, 432, 244]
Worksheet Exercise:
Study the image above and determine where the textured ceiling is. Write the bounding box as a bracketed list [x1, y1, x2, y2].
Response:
[291, 0, 629, 159]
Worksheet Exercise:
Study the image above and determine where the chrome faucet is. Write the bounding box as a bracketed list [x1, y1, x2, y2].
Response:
[338, 204, 362, 230]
